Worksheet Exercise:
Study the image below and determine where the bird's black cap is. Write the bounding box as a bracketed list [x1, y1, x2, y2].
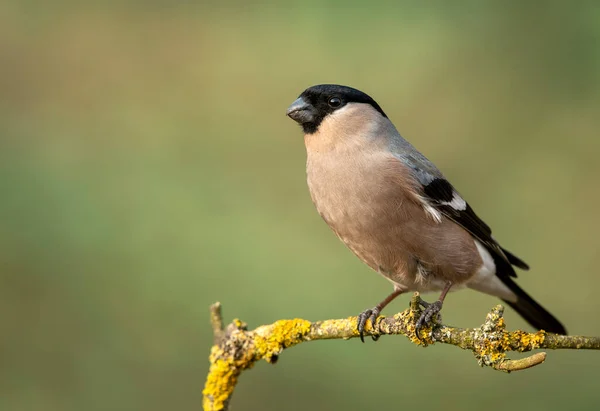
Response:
[287, 84, 387, 134]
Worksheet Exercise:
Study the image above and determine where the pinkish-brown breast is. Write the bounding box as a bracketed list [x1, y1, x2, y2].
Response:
[304, 106, 482, 292]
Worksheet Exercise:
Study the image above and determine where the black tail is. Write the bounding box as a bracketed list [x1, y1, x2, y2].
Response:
[501, 247, 530, 270]
[501, 277, 567, 335]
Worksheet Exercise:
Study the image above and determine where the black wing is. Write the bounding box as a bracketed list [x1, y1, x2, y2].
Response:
[425, 177, 529, 277]
[396, 149, 529, 273]
[395, 153, 565, 332]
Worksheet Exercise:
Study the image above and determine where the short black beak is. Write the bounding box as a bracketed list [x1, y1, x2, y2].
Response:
[286, 97, 315, 124]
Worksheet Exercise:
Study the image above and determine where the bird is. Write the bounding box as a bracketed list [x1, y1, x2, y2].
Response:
[285, 84, 566, 341]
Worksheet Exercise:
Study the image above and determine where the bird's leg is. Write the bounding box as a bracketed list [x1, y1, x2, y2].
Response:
[357, 288, 404, 342]
[415, 282, 453, 338]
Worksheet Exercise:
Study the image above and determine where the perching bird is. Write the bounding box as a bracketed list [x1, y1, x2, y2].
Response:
[286, 84, 566, 340]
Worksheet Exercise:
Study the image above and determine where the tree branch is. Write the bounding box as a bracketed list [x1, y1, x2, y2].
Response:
[202, 292, 600, 411]
[209, 302, 224, 345]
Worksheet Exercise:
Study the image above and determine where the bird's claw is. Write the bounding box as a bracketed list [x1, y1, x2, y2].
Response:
[415, 300, 443, 339]
[357, 307, 381, 342]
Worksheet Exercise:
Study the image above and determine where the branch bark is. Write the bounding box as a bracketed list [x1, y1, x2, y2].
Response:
[202, 293, 600, 411]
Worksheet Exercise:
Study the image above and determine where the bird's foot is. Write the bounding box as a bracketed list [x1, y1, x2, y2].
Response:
[357, 307, 381, 343]
[415, 299, 443, 339]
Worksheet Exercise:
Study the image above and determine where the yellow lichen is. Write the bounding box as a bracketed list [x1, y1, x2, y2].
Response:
[489, 352, 505, 363]
[394, 309, 433, 346]
[232, 318, 247, 330]
[348, 317, 360, 337]
[254, 319, 312, 363]
[510, 330, 545, 351]
[341, 317, 359, 338]
[474, 328, 509, 367]
[472, 328, 546, 369]
[202, 347, 243, 411]
[202, 326, 264, 410]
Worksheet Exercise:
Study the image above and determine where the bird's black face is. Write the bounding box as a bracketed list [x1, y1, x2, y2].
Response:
[286, 84, 387, 134]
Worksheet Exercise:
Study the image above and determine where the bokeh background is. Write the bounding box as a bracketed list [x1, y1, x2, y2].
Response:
[2, 1, 600, 410]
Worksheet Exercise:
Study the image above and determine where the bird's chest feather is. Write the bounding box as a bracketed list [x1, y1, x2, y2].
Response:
[305, 150, 418, 270]
[308, 152, 380, 228]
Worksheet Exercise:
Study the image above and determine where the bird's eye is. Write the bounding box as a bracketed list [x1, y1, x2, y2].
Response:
[328, 97, 342, 108]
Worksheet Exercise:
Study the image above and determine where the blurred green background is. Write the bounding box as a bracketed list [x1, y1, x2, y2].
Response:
[2, 1, 600, 410]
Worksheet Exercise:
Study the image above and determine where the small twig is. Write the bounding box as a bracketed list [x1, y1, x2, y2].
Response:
[209, 302, 224, 345]
[202, 293, 600, 410]
[493, 352, 547, 372]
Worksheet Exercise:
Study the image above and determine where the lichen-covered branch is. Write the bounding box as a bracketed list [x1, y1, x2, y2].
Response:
[202, 293, 600, 411]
